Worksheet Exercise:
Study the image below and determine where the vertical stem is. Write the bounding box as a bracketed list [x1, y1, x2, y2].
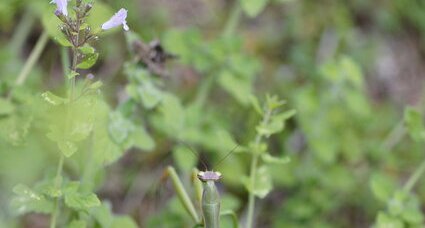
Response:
[246, 154, 259, 228]
[70, 47, 78, 99]
[403, 157, 425, 193]
[10, 9, 35, 53]
[222, 3, 242, 37]
[15, 31, 49, 86]
[61, 47, 70, 86]
[50, 154, 64, 228]
[50, 12, 81, 227]
[246, 109, 272, 228]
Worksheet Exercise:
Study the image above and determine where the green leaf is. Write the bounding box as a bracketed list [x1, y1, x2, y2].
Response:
[261, 154, 290, 164]
[68, 220, 87, 228]
[58, 140, 78, 157]
[126, 127, 155, 151]
[79, 45, 95, 55]
[242, 166, 272, 198]
[266, 94, 286, 110]
[65, 192, 101, 211]
[249, 95, 263, 115]
[77, 53, 99, 69]
[375, 212, 403, 228]
[89, 81, 103, 90]
[0, 98, 15, 115]
[370, 173, 396, 202]
[218, 70, 252, 105]
[388, 191, 408, 216]
[404, 107, 425, 141]
[42, 10, 72, 47]
[108, 112, 133, 144]
[402, 206, 424, 224]
[111, 216, 138, 228]
[46, 96, 96, 157]
[67, 71, 80, 79]
[11, 184, 54, 214]
[256, 110, 295, 137]
[240, 0, 270, 17]
[63, 181, 80, 195]
[138, 82, 163, 109]
[92, 101, 123, 165]
[41, 91, 68, 105]
[38, 180, 62, 198]
[92, 203, 137, 228]
[340, 56, 363, 87]
[156, 94, 185, 134]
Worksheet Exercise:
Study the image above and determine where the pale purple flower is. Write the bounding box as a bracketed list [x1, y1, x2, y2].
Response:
[50, 0, 69, 16]
[101, 8, 129, 31]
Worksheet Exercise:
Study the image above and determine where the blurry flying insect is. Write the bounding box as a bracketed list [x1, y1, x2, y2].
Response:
[132, 39, 177, 77]
[162, 142, 240, 228]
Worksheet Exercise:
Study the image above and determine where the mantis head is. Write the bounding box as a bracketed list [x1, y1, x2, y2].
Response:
[197, 171, 222, 182]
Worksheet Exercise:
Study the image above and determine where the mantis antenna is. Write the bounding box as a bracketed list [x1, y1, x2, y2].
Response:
[176, 140, 209, 171]
[214, 144, 239, 169]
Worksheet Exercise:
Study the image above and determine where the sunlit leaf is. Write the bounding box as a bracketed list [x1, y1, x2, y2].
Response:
[69, 220, 87, 228]
[41, 91, 68, 106]
[261, 154, 290, 164]
[65, 192, 101, 211]
[242, 165, 272, 198]
[249, 95, 263, 115]
[138, 82, 163, 109]
[0, 98, 15, 115]
[77, 53, 99, 69]
[126, 127, 155, 151]
[11, 184, 54, 214]
[370, 173, 396, 202]
[218, 70, 252, 105]
[79, 44, 95, 55]
[67, 71, 80, 79]
[404, 107, 425, 141]
[108, 111, 133, 144]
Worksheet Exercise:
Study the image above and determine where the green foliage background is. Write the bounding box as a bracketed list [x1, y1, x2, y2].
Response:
[1, 0, 425, 227]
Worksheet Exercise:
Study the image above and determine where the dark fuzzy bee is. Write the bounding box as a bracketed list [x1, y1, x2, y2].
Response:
[132, 39, 177, 77]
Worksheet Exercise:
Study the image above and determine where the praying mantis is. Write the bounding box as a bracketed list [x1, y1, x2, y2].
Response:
[162, 144, 239, 228]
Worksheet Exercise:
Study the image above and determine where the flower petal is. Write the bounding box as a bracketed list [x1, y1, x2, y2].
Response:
[101, 8, 129, 31]
[50, 0, 69, 16]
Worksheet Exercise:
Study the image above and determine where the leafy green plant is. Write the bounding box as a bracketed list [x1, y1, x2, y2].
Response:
[372, 107, 425, 228]
[6, 1, 142, 227]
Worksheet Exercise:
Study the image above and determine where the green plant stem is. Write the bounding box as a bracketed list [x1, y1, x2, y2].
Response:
[50, 154, 64, 228]
[167, 166, 200, 223]
[61, 47, 70, 86]
[15, 31, 49, 86]
[50, 14, 81, 227]
[223, 3, 242, 37]
[380, 120, 405, 152]
[193, 75, 214, 108]
[10, 9, 35, 53]
[246, 109, 272, 228]
[403, 158, 425, 193]
[70, 47, 78, 100]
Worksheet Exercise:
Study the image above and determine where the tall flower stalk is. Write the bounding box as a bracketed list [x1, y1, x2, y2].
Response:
[47, 1, 129, 227]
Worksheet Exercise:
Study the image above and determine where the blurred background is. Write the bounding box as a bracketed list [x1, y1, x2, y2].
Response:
[1, 0, 425, 227]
